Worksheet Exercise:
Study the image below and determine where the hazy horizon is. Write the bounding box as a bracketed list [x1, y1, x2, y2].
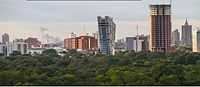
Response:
[0, 0, 199, 43]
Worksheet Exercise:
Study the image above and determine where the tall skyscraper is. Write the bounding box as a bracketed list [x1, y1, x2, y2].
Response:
[181, 19, 192, 47]
[149, 4, 171, 52]
[192, 30, 200, 52]
[97, 16, 116, 55]
[171, 29, 180, 46]
[2, 33, 9, 44]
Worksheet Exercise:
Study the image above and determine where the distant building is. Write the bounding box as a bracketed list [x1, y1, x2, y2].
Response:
[11, 39, 28, 55]
[192, 30, 200, 52]
[181, 19, 192, 47]
[149, 4, 171, 52]
[0, 38, 29, 56]
[27, 48, 45, 55]
[52, 47, 67, 56]
[0, 44, 7, 56]
[41, 44, 50, 48]
[2, 33, 9, 44]
[143, 35, 150, 52]
[114, 39, 126, 53]
[171, 29, 180, 46]
[126, 35, 149, 52]
[97, 16, 116, 55]
[64, 38, 78, 50]
[77, 36, 98, 51]
[93, 31, 99, 40]
[93, 31, 99, 48]
[25, 37, 42, 48]
[64, 35, 98, 51]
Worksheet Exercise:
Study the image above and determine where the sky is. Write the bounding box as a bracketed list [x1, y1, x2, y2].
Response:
[0, 0, 199, 42]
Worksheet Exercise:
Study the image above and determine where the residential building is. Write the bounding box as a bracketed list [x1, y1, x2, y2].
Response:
[64, 35, 98, 51]
[97, 16, 116, 55]
[77, 36, 98, 51]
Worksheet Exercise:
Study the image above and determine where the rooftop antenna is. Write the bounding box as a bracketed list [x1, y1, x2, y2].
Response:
[136, 24, 139, 36]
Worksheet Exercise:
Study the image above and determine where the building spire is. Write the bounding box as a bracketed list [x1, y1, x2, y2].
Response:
[185, 18, 189, 25]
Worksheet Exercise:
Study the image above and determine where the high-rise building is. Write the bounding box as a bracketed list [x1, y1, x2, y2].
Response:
[149, 4, 171, 52]
[192, 30, 200, 52]
[2, 33, 9, 44]
[181, 19, 192, 47]
[97, 16, 116, 55]
[171, 29, 180, 46]
[126, 35, 149, 52]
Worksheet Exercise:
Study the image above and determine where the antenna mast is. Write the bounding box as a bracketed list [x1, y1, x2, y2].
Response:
[136, 24, 139, 52]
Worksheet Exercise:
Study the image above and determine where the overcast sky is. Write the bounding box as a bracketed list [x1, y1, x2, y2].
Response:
[0, 0, 199, 42]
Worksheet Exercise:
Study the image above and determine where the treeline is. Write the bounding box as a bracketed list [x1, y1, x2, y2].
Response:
[0, 49, 200, 85]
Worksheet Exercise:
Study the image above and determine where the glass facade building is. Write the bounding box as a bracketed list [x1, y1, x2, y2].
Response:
[97, 16, 116, 55]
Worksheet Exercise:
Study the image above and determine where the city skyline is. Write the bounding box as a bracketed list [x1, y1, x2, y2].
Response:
[0, 0, 199, 42]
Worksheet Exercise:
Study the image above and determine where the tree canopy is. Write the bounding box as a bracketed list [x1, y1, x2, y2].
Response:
[0, 49, 200, 85]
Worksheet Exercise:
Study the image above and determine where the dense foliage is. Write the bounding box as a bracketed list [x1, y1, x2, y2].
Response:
[1, 49, 200, 85]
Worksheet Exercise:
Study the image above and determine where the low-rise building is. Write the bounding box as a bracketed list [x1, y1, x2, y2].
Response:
[27, 48, 45, 55]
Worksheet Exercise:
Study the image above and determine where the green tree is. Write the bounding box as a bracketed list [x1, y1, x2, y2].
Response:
[42, 49, 58, 57]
